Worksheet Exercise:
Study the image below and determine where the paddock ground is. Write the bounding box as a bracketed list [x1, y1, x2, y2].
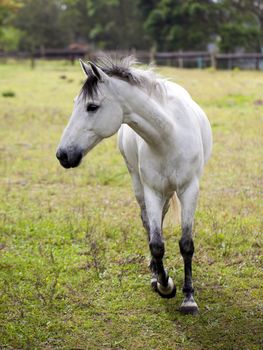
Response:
[0, 61, 262, 349]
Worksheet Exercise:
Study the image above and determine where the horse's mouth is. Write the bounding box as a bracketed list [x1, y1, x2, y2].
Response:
[59, 158, 82, 168]
[59, 160, 72, 169]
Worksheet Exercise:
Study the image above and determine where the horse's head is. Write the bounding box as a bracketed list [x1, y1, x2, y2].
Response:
[56, 60, 123, 168]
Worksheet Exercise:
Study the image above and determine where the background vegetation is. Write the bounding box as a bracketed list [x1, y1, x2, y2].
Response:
[1, 0, 263, 53]
[0, 61, 262, 349]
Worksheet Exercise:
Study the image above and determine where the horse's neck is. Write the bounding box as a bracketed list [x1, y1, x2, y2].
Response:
[118, 81, 173, 148]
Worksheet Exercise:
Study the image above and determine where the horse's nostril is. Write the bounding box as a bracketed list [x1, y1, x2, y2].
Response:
[56, 149, 68, 162]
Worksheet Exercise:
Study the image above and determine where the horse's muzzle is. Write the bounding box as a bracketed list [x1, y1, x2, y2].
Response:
[56, 147, 83, 168]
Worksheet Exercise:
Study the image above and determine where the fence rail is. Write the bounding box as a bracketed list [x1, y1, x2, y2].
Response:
[1, 49, 263, 70]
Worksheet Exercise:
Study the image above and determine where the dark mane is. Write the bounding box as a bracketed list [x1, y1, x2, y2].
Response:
[80, 56, 143, 100]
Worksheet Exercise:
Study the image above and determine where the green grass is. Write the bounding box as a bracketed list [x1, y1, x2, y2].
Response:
[0, 60, 262, 350]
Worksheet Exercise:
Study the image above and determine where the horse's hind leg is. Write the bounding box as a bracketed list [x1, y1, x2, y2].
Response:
[178, 179, 199, 314]
[144, 185, 176, 299]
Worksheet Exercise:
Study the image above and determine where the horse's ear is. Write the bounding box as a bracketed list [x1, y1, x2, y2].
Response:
[79, 59, 90, 77]
[87, 61, 109, 82]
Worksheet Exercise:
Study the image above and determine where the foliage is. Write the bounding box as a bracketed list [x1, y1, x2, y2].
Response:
[0, 60, 262, 349]
[0, 26, 21, 50]
[140, 0, 223, 51]
[227, 0, 263, 28]
[220, 0, 262, 52]
[219, 23, 261, 52]
[14, 0, 68, 51]
[1, 0, 263, 52]
[60, 0, 149, 49]
[0, 0, 22, 51]
[0, 0, 21, 25]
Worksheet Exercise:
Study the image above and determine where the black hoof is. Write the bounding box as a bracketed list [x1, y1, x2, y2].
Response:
[156, 277, 176, 299]
[180, 305, 199, 315]
[180, 298, 199, 315]
[157, 285, 177, 299]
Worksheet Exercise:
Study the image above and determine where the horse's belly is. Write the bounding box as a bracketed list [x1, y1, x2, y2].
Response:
[139, 163, 173, 193]
[138, 136, 204, 194]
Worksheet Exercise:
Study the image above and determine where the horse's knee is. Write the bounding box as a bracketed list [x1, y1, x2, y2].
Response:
[179, 236, 194, 257]
[149, 237, 164, 260]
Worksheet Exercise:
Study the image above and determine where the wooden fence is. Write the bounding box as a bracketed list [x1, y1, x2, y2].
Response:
[1, 49, 263, 70]
[153, 51, 263, 70]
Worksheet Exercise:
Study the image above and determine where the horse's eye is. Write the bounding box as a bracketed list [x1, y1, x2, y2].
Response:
[87, 104, 99, 112]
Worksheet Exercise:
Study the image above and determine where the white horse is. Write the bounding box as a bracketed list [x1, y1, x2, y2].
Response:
[56, 57, 212, 314]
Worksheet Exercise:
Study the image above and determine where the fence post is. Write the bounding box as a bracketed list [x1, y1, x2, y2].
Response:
[70, 55, 75, 65]
[30, 49, 35, 69]
[178, 50, 183, 68]
[150, 46, 156, 64]
[197, 56, 203, 69]
[210, 53, 216, 69]
[255, 57, 259, 70]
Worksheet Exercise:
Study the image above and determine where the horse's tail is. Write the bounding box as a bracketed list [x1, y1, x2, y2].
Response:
[163, 192, 181, 228]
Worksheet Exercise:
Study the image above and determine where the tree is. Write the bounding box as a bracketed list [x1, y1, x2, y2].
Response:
[2, 0, 263, 53]
[60, 0, 150, 50]
[14, 0, 68, 51]
[222, 0, 262, 51]
[0, 0, 21, 25]
[0, 0, 22, 51]
[140, 0, 223, 51]
[219, 18, 261, 52]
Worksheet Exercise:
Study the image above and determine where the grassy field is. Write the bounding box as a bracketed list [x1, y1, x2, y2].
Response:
[0, 60, 262, 350]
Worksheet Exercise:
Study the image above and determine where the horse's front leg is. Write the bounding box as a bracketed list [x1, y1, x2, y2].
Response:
[144, 186, 176, 299]
[178, 179, 199, 314]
